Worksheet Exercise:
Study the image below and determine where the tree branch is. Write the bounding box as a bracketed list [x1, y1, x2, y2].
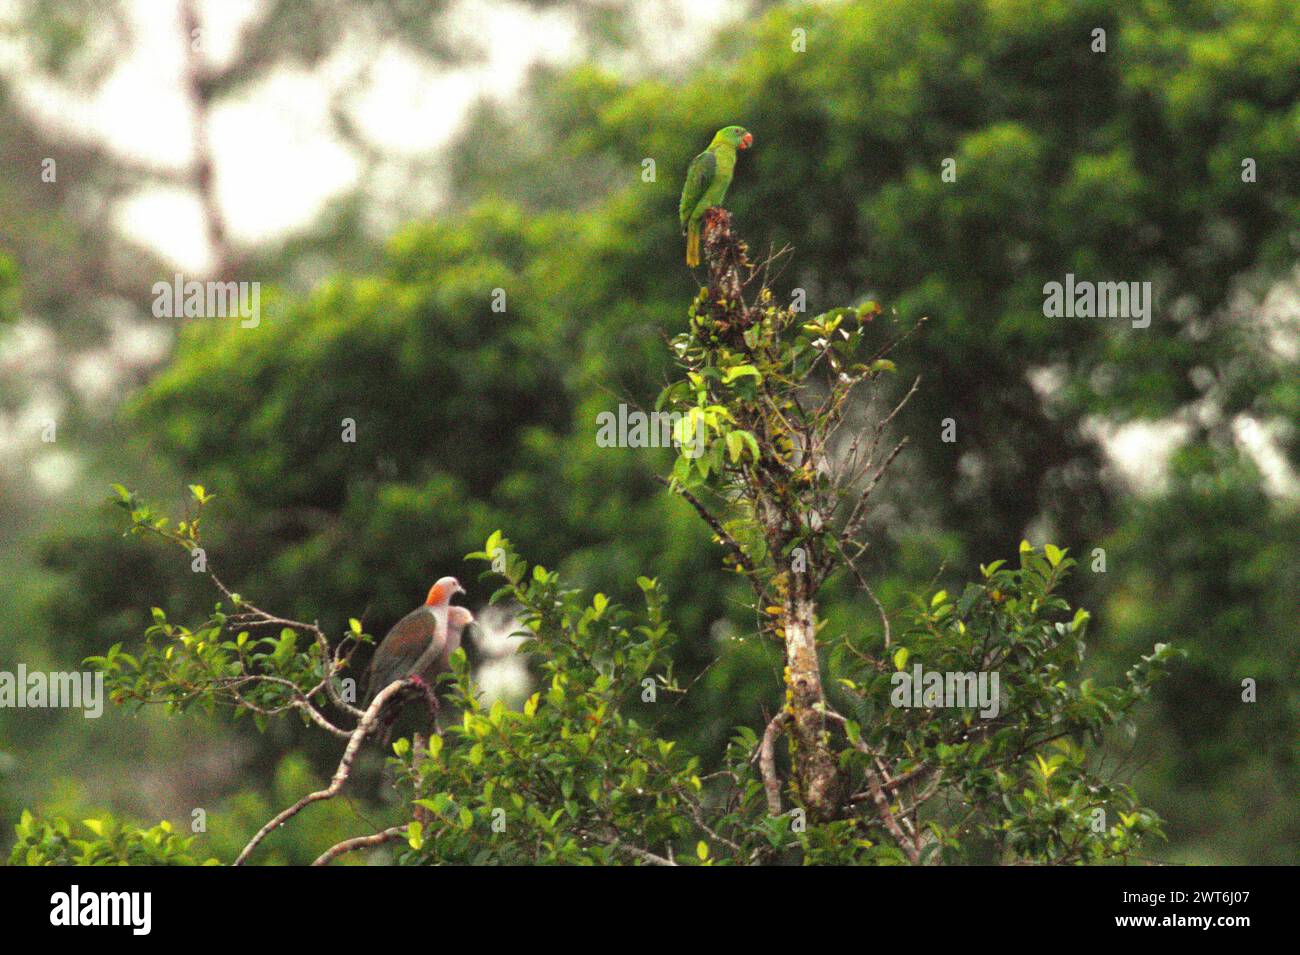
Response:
[655, 475, 756, 574]
[312, 826, 408, 866]
[234, 679, 409, 866]
[759, 711, 790, 817]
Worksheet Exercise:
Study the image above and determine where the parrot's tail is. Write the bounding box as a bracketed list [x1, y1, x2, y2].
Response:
[686, 223, 701, 267]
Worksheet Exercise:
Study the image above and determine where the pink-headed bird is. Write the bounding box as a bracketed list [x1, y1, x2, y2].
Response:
[364, 576, 472, 712]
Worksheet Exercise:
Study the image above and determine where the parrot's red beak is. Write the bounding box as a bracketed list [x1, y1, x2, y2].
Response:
[741, 132, 753, 149]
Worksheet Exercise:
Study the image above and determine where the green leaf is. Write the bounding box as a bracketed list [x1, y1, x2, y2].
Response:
[725, 430, 744, 463]
[722, 364, 761, 384]
[893, 647, 910, 671]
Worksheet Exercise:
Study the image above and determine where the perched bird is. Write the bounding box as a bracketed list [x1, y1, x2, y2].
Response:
[679, 125, 753, 267]
[364, 577, 471, 714]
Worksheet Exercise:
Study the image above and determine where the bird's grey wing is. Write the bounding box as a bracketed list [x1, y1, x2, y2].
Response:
[366, 606, 445, 702]
[407, 603, 450, 683]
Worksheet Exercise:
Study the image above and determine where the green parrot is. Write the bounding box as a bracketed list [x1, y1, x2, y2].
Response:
[679, 125, 753, 267]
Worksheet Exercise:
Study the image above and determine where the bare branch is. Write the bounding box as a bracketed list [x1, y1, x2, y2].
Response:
[234, 678, 409, 866]
[842, 436, 909, 543]
[609, 841, 678, 866]
[835, 541, 893, 650]
[759, 711, 790, 816]
[312, 826, 407, 866]
[862, 762, 921, 864]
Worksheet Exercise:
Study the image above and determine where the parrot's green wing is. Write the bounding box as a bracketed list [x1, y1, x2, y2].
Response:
[679, 149, 717, 233]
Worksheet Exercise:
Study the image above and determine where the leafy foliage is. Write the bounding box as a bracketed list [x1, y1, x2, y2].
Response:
[13, 187, 1186, 866]
[12, 811, 215, 866]
[9, 0, 1293, 864]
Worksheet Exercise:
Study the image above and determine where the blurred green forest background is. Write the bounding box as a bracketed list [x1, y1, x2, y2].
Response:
[0, 0, 1296, 864]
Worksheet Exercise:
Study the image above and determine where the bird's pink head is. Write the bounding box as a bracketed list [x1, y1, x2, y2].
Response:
[425, 576, 465, 607]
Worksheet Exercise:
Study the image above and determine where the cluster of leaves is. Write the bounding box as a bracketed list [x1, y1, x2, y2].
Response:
[11, 811, 215, 866]
[89, 484, 369, 731]
[91, 610, 339, 731]
[826, 542, 1182, 863]
[12, 507, 1179, 865]
[380, 533, 1176, 865]
[659, 272, 902, 593]
[662, 290, 889, 486]
[389, 532, 728, 864]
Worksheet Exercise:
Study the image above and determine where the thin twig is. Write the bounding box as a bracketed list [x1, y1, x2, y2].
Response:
[842, 436, 909, 543]
[655, 475, 756, 574]
[834, 540, 893, 650]
[608, 840, 678, 866]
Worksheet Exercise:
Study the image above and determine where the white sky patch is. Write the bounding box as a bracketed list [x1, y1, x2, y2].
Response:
[29, 448, 82, 496]
[1082, 415, 1192, 497]
[1084, 409, 1298, 502]
[0, 1, 191, 167]
[70, 350, 121, 406]
[0, 385, 65, 459]
[115, 185, 212, 276]
[476, 657, 532, 704]
[0, 321, 58, 377]
[206, 68, 362, 245]
[471, 602, 530, 704]
[1232, 414, 1299, 499]
[107, 311, 173, 367]
[1254, 269, 1300, 363]
[1026, 364, 1068, 399]
[2, 0, 738, 271]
